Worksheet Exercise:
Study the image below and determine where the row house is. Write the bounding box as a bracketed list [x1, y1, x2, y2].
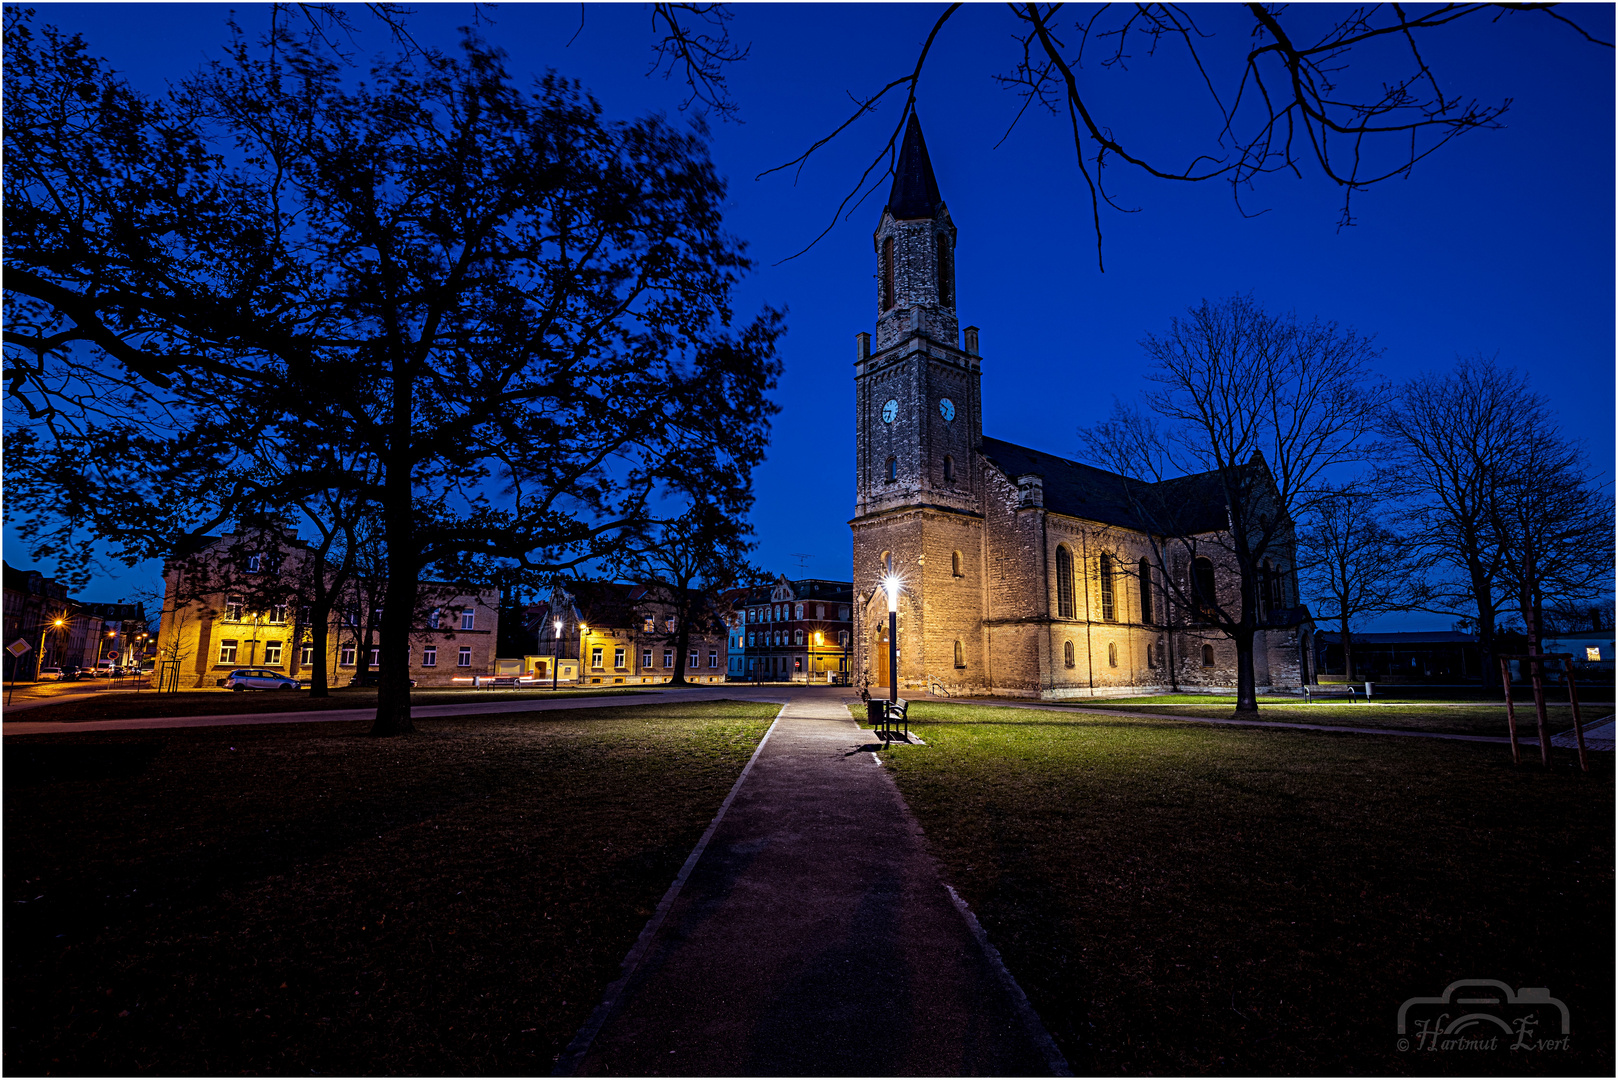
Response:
[531, 579, 728, 686]
[156, 533, 498, 689]
[735, 576, 853, 683]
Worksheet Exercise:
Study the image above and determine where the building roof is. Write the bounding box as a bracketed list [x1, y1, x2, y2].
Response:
[1317, 631, 1478, 645]
[979, 436, 1230, 534]
[886, 113, 944, 220]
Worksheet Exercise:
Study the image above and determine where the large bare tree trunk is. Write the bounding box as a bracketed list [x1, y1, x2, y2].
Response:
[1233, 625, 1259, 715]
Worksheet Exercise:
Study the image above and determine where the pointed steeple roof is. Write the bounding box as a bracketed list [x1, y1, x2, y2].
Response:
[885, 112, 943, 220]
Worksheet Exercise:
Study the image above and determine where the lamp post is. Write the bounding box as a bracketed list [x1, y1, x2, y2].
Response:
[36, 617, 64, 681]
[553, 618, 562, 690]
[883, 574, 900, 703]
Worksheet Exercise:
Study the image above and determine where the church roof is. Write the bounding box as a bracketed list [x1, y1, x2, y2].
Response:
[979, 436, 1231, 535]
[886, 113, 944, 220]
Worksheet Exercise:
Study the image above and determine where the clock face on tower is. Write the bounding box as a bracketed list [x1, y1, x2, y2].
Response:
[881, 399, 898, 423]
[939, 397, 956, 422]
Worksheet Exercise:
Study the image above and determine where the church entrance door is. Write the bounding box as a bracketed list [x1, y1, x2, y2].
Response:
[871, 621, 890, 691]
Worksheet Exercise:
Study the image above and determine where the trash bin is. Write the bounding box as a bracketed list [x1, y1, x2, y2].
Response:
[866, 699, 885, 728]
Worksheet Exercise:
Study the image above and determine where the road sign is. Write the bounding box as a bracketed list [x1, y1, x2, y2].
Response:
[106, 650, 119, 661]
[7, 639, 31, 657]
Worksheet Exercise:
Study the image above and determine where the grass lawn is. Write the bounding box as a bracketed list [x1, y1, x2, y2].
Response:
[4, 700, 777, 1075]
[1036, 696, 1612, 738]
[869, 701, 1614, 1075]
[5, 685, 649, 725]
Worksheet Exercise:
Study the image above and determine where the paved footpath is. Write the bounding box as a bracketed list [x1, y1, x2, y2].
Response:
[558, 691, 1067, 1077]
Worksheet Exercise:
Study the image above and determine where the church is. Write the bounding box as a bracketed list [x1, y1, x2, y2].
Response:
[849, 116, 1314, 699]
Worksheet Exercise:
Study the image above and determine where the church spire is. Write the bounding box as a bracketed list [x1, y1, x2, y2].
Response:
[886, 113, 943, 220]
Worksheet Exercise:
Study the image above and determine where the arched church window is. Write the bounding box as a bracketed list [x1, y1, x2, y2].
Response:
[1201, 643, 1215, 668]
[1146, 641, 1157, 669]
[1100, 553, 1116, 621]
[954, 640, 965, 669]
[1108, 642, 1118, 667]
[1192, 557, 1217, 622]
[882, 551, 893, 575]
[1063, 640, 1075, 668]
[881, 236, 895, 311]
[886, 457, 897, 482]
[943, 454, 954, 483]
[951, 550, 962, 578]
[1139, 557, 1154, 625]
[937, 233, 954, 307]
[1055, 546, 1075, 619]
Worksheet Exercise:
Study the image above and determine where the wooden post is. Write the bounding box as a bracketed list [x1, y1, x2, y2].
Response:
[1500, 656, 1521, 766]
[1563, 657, 1589, 773]
[1529, 653, 1552, 767]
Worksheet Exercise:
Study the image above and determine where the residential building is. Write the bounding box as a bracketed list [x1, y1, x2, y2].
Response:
[533, 579, 728, 686]
[736, 577, 853, 683]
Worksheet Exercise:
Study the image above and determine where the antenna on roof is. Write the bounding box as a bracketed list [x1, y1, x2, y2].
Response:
[789, 552, 811, 575]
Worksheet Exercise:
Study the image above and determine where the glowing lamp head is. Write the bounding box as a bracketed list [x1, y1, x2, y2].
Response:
[553, 618, 563, 634]
[883, 575, 901, 613]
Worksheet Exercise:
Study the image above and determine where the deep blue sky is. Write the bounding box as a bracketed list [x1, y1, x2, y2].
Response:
[9, 4, 1614, 629]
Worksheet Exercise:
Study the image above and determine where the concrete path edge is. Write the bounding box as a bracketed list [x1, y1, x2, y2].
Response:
[552, 704, 788, 1076]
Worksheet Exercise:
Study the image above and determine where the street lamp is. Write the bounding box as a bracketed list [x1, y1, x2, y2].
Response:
[883, 574, 901, 703]
[36, 617, 64, 681]
[553, 618, 562, 691]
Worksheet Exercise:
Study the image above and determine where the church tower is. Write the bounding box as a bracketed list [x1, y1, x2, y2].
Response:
[851, 114, 986, 694]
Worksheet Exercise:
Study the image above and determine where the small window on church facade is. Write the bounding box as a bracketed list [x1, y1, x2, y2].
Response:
[886, 457, 897, 482]
[943, 454, 954, 483]
[1146, 641, 1157, 668]
[1107, 641, 1118, 667]
[937, 233, 954, 307]
[1099, 553, 1115, 621]
[1063, 640, 1075, 668]
[1201, 643, 1215, 668]
[880, 236, 895, 311]
[1139, 557, 1154, 625]
[1055, 546, 1075, 619]
[954, 640, 965, 669]
[951, 550, 962, 578]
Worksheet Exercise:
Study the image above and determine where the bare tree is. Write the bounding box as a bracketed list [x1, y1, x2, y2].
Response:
[1083, 295, 1389, 714]
[1375, 356, 1530, 689]
[1297, 485, 1416, 681]
[763, 4, 1611, 266]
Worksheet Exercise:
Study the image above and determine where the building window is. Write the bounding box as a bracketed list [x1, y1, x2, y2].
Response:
[1192, 557, 1218, 622]
[1100, 553, 1116, 621]
[1588, 647, 1603, 662]
[796, 603, 804, 619]
[954, 639, 965, 669]
[664, 649, 674, 668]
[247, 554, 264, 572]
[369, 647, 379, 667]
[219, 639, 239, 664]
[264, 640, 283, 665]
[644, 617, 655, 632]
[883, 552, 893, 575]
[1063, 640, 1074, 668]
[301, 643, 314, 665]
[269, 604, 288, 624]
[747, 632, 755, 647]
[591, 646, 604, 670]
[1201, 643, 1215, 669]
[461, 608, 476, 630]
[1146, 641, 1157, 669]
[794, 630, 804, 645]
[1055, 546, 1075, 619]
[643, 648, 653, 667]
[708, 650, 719, 668]
[458, 647, 472, 667]
[951, 551, 962, 578]
[1139, 558, 1154, 625]
[423, 646, 437, 667]
[840, 606, 850, 620]
[881, 235, 895, 310]
[225, 595, 243, 622]
[614, 646, 626, 669]
[886, 457, 897, 482]
[1108, 641, 1118, 667]
[839, 631, 849, 647]
[665, 618, 676, 633]
[937, 232, 954, 306]
[688, 649, 699, 669]
[943, 454, 954, 483]
[340, 643, 356, 666]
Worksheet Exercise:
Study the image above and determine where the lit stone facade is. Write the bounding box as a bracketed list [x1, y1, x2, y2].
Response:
[851, 117, 1314, 699]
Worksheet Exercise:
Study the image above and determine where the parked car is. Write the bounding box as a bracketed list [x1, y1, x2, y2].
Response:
[59, 663, 84, 681]
[36, 665, 63, 681]
[223, 668, 300, 691]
